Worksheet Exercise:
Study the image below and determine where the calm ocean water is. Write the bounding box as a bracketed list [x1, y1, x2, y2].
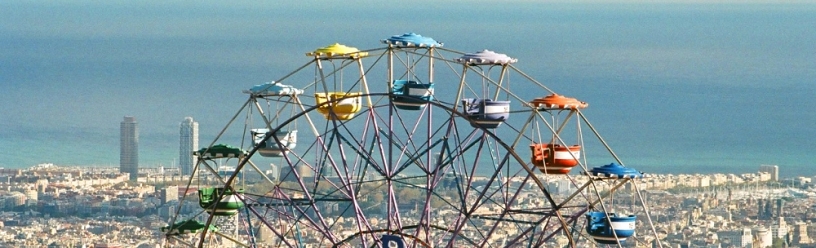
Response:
[1, 2, 814, 178]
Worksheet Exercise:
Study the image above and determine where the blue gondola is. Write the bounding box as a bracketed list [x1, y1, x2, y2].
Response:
[584, 163, 644, 179]
[391, 80, 434, 110]
[461, 98, 510, 129]
[381, 235, 406, 248]
[586, 211, 637, 244]
[584, 163, 643, 244]
[251, 129, 297, 157]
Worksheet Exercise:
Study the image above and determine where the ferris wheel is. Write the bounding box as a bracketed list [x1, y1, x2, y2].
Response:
[162, 33, 662, 248]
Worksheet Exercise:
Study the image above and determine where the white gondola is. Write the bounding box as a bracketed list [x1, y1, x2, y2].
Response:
[251, 128, 298, 157]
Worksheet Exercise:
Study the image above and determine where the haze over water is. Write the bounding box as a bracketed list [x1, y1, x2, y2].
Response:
[1, 1, 814, 178]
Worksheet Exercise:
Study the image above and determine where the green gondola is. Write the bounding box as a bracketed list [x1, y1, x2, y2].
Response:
[198, 187, 245, 216]
[161, 219, 218, 235]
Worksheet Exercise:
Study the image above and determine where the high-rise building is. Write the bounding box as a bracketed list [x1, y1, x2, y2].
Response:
[268, 163, 280, 181]
[760, 164, 779, 181]
[772, 217, 789, 239]
[120, 116, 139, 181]
[280, 166, 295, 183]
[793, 222, 811, 244]
[765, 199, 775, 220]
[179, 117, 199, 176]
[777, 198, 785, 218]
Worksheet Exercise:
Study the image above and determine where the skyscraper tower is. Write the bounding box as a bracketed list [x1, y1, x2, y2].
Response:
[793, 222, 811, 244]
[776, 198, 785, 218]
[120, 116, 139, 181]
[179, 117, 199, 176]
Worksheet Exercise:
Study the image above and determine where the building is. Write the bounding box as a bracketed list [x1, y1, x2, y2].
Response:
[159, 186, 179, 205]
[777, 198, 785, 218]
[772, 217, 789, 240]
[280, 165, 314, 183]
[179, 117, 199, 176]
[760, 164, 779, 181]
[755, 226, 773, 248]
[4, 192, 26, 209]
[120, 116, 139, 181]
[793, 222, 811, 245]
[717, 228, 753, 247]
[268, 163, 280, 181]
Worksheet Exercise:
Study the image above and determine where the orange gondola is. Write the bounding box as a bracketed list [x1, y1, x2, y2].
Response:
[530, 143, 581, 174]
[528, 93, 586, 174]
[530, 93, 588, 110]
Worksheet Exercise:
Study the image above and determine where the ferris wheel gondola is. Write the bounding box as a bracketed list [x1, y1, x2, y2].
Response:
[245, 81, 302, 157]
[529, 94, 587, 175]
[193, 144, 247, 216]
[308, 43, 368, 121]
[584, 163, 646, 245]
[382, 33, 441, 111]
[390, 79, 434, 110]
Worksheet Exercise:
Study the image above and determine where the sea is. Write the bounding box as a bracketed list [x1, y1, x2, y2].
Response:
[1, 1, 814, 178]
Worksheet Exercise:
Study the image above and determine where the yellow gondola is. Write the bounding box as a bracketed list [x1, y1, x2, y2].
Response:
[315, 92, 362, 120]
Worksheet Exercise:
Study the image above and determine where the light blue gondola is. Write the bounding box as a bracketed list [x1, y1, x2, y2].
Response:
[381, 32, 443, 48]
[391, 80, 434, 110]
[382, 33, 441, 111]
[461, 98, 510, 129]
[251, 128, 297, 157]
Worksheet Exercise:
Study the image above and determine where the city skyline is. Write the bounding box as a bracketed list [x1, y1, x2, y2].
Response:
[0, 161, 811, 247]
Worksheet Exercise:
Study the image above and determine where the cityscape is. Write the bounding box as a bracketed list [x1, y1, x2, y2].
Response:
[0, 117, 814, 247]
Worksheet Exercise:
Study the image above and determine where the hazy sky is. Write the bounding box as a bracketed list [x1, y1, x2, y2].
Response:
[2, 1, 814, 174]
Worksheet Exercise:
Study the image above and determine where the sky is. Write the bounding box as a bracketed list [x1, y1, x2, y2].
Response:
[1, 1, 815, 177]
